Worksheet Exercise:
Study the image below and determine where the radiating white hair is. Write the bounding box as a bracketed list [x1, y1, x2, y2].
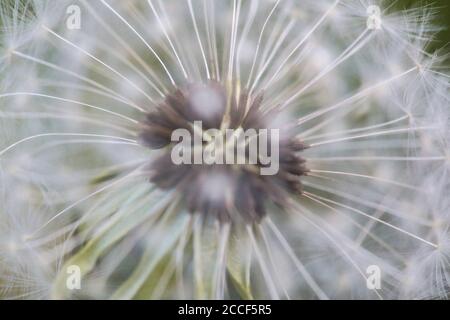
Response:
[0, 0, 449, 299]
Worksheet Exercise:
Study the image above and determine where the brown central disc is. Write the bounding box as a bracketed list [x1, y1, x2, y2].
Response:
[139, 81, 307, 223]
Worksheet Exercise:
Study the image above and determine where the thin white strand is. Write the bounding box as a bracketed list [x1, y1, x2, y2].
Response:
[173, 216, 193, 299]
[28, 166, 146, 237]
[202, 0, 220, 80]
[296, 67, 418, 125]
[257, 9, 288, 72]
[308, 126, 435, 147]
[258, 225, 291, 299]
[236, 0, 258, 83]
[302, 115, 409, 140]
[187, 0, 211, 79]
[227, 0, 241, 82]
[0, 111, 136, 136]
[246, 225, 280, 299]
[193, 214, 206, 298]
[0, 92, 139, 124]
[25, 140, 140, 158]
[39, 79, 146, 113]
[100, 0, 176, 86]
[292, 202, 384, 300]
[308, 170, 423, 192]
[12, 50, 143, 111]
[213, 223, 230, 299]
[245, 0, 280, 89]
[0, 133, 136, 157]
[303, 192, 438, 249]
[282, 29, 373, 109]
[250, 19, 296, 94]
[43, 26, 157, 103]
[263, 0, 341, 90]
[302, 180, 434, 226]
[265, 29, 371, 111]
[266, 218, 329, 300]
[22, 160, 147, 248]
[81, 0, 167, 96]
[148, 0, 188, 79]
[80, 32, 166, 100]
[306, 156, 446, 161]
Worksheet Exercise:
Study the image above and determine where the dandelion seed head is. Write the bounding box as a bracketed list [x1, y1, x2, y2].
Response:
[0, 0, 449, 300]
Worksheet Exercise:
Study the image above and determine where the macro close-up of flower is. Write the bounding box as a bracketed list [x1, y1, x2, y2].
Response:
[0, 0, 449, 300]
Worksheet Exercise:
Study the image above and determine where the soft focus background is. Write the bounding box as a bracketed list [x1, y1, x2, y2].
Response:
[0, 0, 449, 300]
[400, 0, 449, 53]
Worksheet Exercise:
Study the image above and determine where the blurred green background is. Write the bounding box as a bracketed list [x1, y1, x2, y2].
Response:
[398, 0, 450, 53]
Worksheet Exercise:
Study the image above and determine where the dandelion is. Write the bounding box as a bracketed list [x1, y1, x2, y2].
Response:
[0, 0, 449, 299]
